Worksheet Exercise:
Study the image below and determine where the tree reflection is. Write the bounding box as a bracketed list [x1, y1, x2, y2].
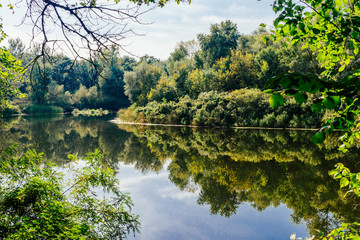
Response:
[116, 125, 360, 236]
[1, 116, 360, 236]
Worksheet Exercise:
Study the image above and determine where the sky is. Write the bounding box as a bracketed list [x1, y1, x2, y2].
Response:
[0, 0, 276, 60]
[117, 161, 308, 240]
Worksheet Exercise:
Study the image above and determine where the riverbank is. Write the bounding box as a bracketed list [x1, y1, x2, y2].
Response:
[111, 118, 320, 131]
[117, 89, 323, 129]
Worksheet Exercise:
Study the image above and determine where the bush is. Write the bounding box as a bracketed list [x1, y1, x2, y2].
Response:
[117, 89, 323, 128]
[22, 104, 64, 115]
[0, 104, 21, 116]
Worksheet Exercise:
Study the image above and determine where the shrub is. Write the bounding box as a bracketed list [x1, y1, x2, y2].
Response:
[0, 104, 21, 116]
[117, 89, 323, 128]
[22, 104, 64, 115]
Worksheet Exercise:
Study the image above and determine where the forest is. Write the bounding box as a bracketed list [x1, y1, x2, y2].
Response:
[2, 20, 330, 128]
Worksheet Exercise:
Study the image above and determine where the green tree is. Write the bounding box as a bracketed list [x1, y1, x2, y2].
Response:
[0, 145, 140, 239]
[198, 20, 240, 67]
[51, 56, 80, 93]
[255, 47, 287, 89]
[26, 62, 53, 104]
[170, 60, 195, 97]
[99, 48, 130, 109]
[0, 25, 25, 110]
[215, 50, 259, 90]
[8, 38, 25, 59]
[168, 40, 199, 63]
[0, 48, 25, 109]
[148, 75, 178, 102]
[72, 60, 98, 91]
[124, 63, 164, 106]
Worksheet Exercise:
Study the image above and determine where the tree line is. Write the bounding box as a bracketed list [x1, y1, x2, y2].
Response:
[115, 20, 328, 128]
[2, 20, 327, 129]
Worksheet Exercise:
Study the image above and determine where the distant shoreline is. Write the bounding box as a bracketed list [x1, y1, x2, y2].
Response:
[110, 118, 320, 131]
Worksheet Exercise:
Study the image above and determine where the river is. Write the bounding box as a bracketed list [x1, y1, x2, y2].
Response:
[1, 114, 359, 240]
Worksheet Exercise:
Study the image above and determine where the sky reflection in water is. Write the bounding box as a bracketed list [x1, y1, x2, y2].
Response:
[119, 162, 307, 240]
[1, 115, 358, 239]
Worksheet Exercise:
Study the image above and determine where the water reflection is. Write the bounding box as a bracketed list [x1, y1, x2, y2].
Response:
[0, 115, 359, 238]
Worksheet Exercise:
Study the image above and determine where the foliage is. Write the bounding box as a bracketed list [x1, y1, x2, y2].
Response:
[266, 0, 360, 151]
[330, 163, 360, 198]
[2, 19, 330, 123]
[98, 47, 130, 109]
[197, 20, 240, 67]
[118, 89, 322, 128]
[254, 47, 287, 89]
[265, 0, 360, 238]
[0, 46, 25, 110]
[22, 104, 64, 115]
[147, 76, 178, 102]
[215, 50, 258, 90]
[0, 144, 140, 239]
[168, 59, 195, 97]
[0, 104, 21, 116]
[124, 63, 164, 106]
[72, 108, 109, 117]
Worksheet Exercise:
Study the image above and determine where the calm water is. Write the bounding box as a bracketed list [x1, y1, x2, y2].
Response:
[1, 114, 359, 240]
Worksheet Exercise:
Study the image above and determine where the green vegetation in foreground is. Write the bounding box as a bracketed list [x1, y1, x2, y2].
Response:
[118, 89, 322, 128]
[0, 144, 140, 239]
[266, 0, 360, 238]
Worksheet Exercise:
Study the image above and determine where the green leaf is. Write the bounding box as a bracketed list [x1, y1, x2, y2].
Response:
[331, 96, 341, 107]
[260, 23, 266, 28]
[269, 94, 284, 108]
[318, 52, 326, 62]
[354, 47, 359, 56]
[312, 131, 325, 144]
[262, 36, 269, 45]
[340, 177, 350, 188]
[294, 93, 307, 105]
[323, 97, 335, 109]
[329, 169, 338, 176]
[311, 102, 324, 113]
[339, 65, 346, 72]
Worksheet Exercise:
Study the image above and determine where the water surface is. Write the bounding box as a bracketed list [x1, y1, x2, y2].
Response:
[1, 115, 359, 239]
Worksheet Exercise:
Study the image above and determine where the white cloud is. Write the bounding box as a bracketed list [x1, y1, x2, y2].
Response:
[200, 15, 227, 24]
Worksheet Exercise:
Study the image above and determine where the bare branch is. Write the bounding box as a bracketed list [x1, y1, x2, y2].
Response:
[23, 0, 152, 60]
